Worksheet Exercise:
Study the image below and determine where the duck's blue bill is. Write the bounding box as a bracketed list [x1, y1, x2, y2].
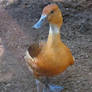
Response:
[32, 15, 47, 29]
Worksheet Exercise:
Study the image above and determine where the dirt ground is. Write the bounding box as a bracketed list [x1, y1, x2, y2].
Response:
[0, 0, 92, 92]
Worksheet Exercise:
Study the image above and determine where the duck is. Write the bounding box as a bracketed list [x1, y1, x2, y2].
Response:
[24, 4, 74, 92]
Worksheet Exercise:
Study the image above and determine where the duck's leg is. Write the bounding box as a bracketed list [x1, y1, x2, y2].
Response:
[43, 77, 50, 92]
[43, 77, 64, 92]
[35, 79, 40, 92]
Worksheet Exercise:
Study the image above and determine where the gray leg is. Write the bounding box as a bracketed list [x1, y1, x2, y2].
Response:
[43, 77, 50, 92]
[35, 79, 40, 92]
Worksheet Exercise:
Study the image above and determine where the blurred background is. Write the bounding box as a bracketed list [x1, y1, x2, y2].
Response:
[0, 0, 92, 92]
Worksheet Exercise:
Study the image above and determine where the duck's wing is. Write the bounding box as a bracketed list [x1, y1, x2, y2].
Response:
[28, 41, 46, 57]
[24, 42, 46, 75]
[28, 43, 41, 58]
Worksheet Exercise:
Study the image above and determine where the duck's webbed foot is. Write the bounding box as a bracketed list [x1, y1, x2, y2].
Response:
[43, 77, 64, 92]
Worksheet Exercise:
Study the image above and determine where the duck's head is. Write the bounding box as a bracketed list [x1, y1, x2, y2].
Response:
[33, 4, 63, 29]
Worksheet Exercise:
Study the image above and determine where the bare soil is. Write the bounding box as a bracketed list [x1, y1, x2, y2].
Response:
[0, 0, 92, 92]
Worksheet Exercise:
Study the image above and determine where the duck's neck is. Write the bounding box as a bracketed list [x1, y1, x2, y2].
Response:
[47, 24, 61, 47]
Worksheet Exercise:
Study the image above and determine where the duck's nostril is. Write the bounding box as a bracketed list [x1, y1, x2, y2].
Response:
[32, 15, 47, 29]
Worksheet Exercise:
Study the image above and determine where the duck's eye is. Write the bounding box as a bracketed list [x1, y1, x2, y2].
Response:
[51, 10, 54, 14]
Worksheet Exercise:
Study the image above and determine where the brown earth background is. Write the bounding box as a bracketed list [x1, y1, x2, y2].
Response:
[0, 0, 92, 92]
